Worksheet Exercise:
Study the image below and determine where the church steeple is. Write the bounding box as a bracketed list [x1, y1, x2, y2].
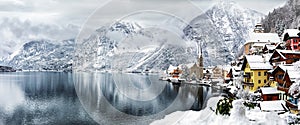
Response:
[196, 36, 204, 79]
[196, 37, 203, 67]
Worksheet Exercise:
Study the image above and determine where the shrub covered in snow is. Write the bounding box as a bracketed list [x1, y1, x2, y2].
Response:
[216, 97, 233, 116]
[289, 79, 300, 98]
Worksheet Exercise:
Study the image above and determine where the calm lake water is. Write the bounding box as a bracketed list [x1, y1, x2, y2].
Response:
[0, 72, 98, 125]
[74, 72, 218, 125]
[0, 72, 219, 125]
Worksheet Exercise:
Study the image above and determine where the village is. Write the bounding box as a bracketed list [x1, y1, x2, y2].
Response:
[161, 23, 300, 124]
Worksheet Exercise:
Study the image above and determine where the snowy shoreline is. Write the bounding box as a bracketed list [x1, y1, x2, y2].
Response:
[151, 96, 287, 125]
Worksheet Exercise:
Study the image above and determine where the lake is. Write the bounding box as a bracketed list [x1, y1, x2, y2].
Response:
[0, 72, 220, 125]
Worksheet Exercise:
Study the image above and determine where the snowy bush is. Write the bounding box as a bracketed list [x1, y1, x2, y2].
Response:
[216, 98, 233, 116]
[289, 79, 300, 98]
[230, 99, 246, 119]
[236, 88, 250, 100]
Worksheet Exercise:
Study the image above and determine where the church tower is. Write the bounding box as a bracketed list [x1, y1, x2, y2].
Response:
[197, 39, 204, 79]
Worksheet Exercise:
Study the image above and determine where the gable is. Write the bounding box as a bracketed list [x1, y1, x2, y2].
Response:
[269, 50, 286, 63]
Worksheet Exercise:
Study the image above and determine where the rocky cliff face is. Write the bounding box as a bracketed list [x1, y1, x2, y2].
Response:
[184, 1, 264, 65]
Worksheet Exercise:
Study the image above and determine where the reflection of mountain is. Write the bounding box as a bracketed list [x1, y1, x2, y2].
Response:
[0, 72, 97, 125]
[74, 73, 211, 124]
[184, 1, 264, 66]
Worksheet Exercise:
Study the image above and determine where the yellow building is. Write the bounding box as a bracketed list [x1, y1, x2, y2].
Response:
[241, 55, 273, 91]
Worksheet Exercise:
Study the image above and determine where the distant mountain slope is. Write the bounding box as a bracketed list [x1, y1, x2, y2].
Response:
[184, 1, 264, 66]
[74, 22, 197, 72]
[262, 0, 300, 36]
[8, 39, 74, 72]
[5, 1, 265, 72]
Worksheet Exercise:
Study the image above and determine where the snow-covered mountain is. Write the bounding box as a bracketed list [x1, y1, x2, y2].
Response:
[184, 1, 264, 66]
[4, 1, 264, 72]
[74, 1, 264, 72]
[262, 0, 300, 36]
[74, 22, 198, 72]
[7, 39, 74, 72]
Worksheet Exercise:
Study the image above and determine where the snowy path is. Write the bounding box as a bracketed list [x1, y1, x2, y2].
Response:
[151, 96, 221, 125]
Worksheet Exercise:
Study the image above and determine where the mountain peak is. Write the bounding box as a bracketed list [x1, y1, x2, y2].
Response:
[213, 0, 239, 9]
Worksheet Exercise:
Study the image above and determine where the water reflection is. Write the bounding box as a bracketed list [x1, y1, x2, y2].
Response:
[74, 72, 214, 125]
[0, 72, 97, 125]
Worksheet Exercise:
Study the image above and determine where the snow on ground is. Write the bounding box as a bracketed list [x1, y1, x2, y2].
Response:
[151, 97, 287, 125]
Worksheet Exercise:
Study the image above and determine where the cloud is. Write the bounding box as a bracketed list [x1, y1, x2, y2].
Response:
[0, 18, 80, 57]
[0, 0, 288, 57]
[0, 0, 104, 25]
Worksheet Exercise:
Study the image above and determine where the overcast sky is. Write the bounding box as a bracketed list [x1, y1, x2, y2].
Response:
[0, 0, 287, 26]
[0, 0, 288, 57]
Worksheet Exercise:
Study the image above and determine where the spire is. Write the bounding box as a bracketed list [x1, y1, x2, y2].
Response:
[196, 36, 202, 58]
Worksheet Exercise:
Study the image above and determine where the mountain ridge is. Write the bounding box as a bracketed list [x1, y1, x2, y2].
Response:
[6, 1, 265, 71]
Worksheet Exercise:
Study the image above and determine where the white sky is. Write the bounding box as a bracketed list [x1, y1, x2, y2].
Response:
[0, 0, 287, 26]
[192, 0, 286, 14]
[0, 0, 288, 57]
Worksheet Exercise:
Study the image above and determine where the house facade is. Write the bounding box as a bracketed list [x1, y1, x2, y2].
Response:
[241, 55, 273, 91]
[269, 49, 300, 66]
[269, 64, 300, 101]
[282, 29, 300, 50]
[244, 33, 280, 55]
[186, 52, 204, 80]
[253, 23, 264, 33]
[262, 44, 283, 54]
[260, 87, 281, 101]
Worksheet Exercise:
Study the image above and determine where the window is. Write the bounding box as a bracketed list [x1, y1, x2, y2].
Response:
[258, 72, 261, 76]
[264, 79, 266, 83]
[277, 75, 283, 79]
[294, 45, 298, 49]
[264, 72, 267, 76]
[258, 80, 261, 84]
[246, 79, 250, 82]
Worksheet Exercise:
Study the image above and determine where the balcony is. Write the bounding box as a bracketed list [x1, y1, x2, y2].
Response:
[242, 82, 254, 87]
[243, 73, 251, 78]
[269, 76, 274, 81]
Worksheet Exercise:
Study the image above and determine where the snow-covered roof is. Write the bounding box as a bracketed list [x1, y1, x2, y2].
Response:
[246, 33, 280, 44]
[283, 29, 300, 38]
[262, 54, 272, 62]
[278, 50, 300, 54]
[252, 43, 269, 47]
[271, 49, 300, 61]
[244, 55, 273, 70]
[246, 55, 265, 63]
[278, 65, 296, 72]
[274, 64, 300, 81]
[168, 65, 178, 73]
[249, 62, 273, 70]
[259, 100, 287, 111]
[264, 44, 276, 50]
[260, 87, 281, 95]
